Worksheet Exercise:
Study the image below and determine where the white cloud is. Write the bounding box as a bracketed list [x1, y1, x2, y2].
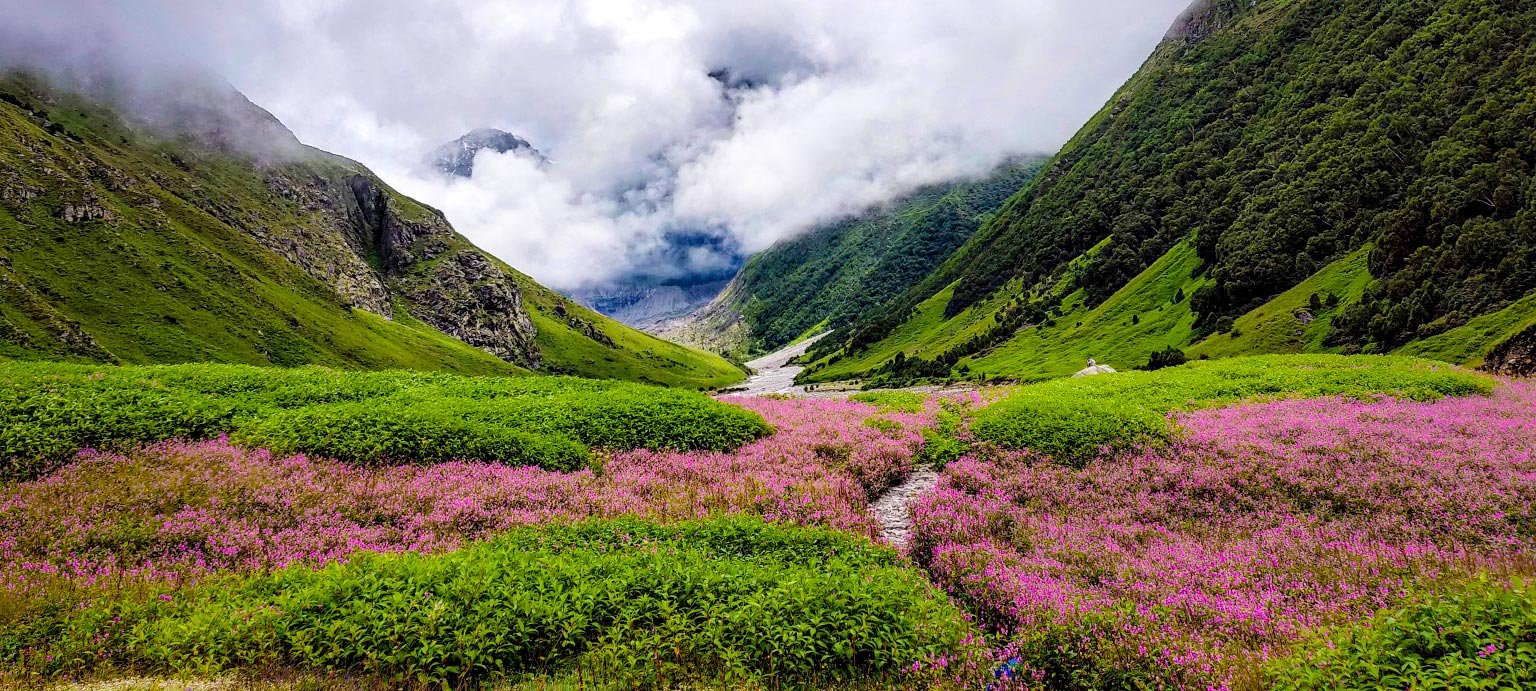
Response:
[2, 0, 1193, 290]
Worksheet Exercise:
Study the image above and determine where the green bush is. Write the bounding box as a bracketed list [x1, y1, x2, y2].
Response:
[973, 397, 1169, 468]
[973, 355, 1490, 464]
[1268, 577, 1536, 690]
[18, 517, 975, 689]
[232, 404, 589, 470]
[0, 362, 771, 479]
[849, 391, 927, 413]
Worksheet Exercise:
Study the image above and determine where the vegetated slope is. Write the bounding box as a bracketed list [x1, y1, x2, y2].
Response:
[0, 72, 743, 388]
[659, 157, 1045, 358]
[805, 0, 1536, 384]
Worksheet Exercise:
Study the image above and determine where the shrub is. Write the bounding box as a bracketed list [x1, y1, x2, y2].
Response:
[849, 391, 927, 413]
[1140, 346, 1187, 371]
[971, 397, 1169, 468]
[1268, 577, 1536, 690]
[232, 404, 589, 470]
[0, 362, 771, 479]
[21, 518, 977, 689]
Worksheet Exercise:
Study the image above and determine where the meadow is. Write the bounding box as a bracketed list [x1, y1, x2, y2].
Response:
[2, 355, 1531, 689]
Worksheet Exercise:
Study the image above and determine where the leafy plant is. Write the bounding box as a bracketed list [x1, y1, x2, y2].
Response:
[0, 361, 771, 479]
[1268, 577, 1536, 690]
[13, 517, 979, 689]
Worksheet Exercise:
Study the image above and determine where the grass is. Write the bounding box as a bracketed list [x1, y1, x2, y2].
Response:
[1190, 246, 1374, 359]
[968, 240, 1208, 380]
[971, 354, 1491, 465]
[5, 517, 977, 690]
[802, 240, 1207, 384]
[0, 361, 770, 480]
[1398, 290, 1536, 367]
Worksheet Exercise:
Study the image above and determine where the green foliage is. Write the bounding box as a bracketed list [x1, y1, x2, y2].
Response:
[848, 391, 927, 413]
[1141, 346, 1188, 371]
[971, 355, 1490, 465]
[15, 518, 976, 689]
[818, 0, 1536, 378]
[233, 404, 589, 471]
[973, 396, 1170, 468]
[1268, 576, 1536, 690]
[0, 361, 770, 480]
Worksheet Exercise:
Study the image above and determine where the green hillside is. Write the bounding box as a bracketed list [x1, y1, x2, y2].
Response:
[805, 0, 1536, 383]
[0, 73, 742, 388]
[662, 158, 1044, 358]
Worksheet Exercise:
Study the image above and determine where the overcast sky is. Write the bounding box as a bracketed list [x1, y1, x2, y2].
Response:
[2, 0, 1190, 290]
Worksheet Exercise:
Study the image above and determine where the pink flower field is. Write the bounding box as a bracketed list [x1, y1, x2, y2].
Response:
[911, 382, 1536, 688]
[0, 396, 940, 594]
[4, 376, 1534, 689]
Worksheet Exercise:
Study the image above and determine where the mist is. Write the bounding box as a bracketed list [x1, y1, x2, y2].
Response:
[0, 0, 1192, 291]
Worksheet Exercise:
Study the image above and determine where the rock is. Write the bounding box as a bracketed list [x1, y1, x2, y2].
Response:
[1073, 364, 1118, 378]
[400, 251, 541, 368]
[1483, 324, 1536, 377]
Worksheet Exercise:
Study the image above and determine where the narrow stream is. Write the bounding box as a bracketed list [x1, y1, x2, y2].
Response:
[735, 333, 939, 547]
[870, 467, 939, 547]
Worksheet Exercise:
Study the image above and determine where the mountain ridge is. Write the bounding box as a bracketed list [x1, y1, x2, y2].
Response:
[800, 0, 1536, 384]
[0, 71, 743, 388]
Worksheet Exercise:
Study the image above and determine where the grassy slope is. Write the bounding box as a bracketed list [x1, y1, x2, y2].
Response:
[0, 92, 524, 376]
[695, 158, 1044, 357]
[519, 282, 747, 389]
[1190, 246, 1374, 359]
[969, 241, 1207, 380]
[804, 240, 1204, 383]
[0, 77, 741, 388]
[1398, 291, 1536, 367]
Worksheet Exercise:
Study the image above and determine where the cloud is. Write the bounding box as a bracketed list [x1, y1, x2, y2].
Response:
[1, 0, 1193, 290]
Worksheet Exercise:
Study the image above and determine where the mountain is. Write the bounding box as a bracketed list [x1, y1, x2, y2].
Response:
[0, 72, 744, 388]
[573, 279, 730, 330]
[658, 157, 1046, 358]
[428, 127, 546, 177]
[801, 0, 1536, 385]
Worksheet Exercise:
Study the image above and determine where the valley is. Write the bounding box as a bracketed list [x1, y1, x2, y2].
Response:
[4, 0, 1536, 688]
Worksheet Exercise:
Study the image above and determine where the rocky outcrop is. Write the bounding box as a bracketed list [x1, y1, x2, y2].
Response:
[1164, 0, 1247, 42]
[256, 170, 394, 315]
[337, 175, 540, 368]
[1483, 325, 1536, 378]
[398, 250, 540, 367]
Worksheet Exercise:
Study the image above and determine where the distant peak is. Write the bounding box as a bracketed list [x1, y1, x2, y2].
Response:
[428, 127, 547, 177]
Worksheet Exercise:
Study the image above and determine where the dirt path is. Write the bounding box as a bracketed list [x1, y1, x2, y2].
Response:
[738, 333, 829, 396]
[870, 467, 940, 547]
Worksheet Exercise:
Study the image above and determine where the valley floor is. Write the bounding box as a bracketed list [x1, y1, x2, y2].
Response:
[3, 356, 1532, 689]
